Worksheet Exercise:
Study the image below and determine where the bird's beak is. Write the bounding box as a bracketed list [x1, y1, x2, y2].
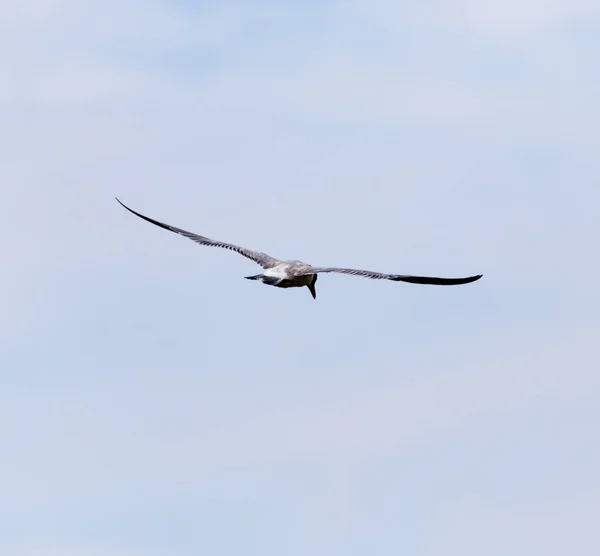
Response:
[307, 283, 317, 299]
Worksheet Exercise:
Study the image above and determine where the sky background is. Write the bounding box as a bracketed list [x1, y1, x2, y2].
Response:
[1, 0, 600, 555]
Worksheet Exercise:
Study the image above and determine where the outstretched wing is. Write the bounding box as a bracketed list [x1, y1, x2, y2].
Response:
[306, 267, 483, 285]
[116, 198, 280, 269]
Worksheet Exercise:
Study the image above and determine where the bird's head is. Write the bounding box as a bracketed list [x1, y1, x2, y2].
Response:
[307, 274, 317, 299]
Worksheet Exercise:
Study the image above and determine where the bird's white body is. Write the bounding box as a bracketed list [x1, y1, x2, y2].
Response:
[263, 264, 291, 279]
[263, 261, 315, 288]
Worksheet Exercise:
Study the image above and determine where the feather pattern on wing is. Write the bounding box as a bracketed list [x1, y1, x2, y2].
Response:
[115, 198, 280, 269]
[305, 267, 483, 285]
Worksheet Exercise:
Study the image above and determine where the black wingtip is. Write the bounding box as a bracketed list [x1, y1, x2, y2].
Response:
[115, 197, 129, 210]
[115, 197, 176, 234]
[115, 197, 140, 218]
[460, 273, 483, 285]
[115, 197, 129, 211]
[453, 273, 483, 284]
[392, 273, 484, 285]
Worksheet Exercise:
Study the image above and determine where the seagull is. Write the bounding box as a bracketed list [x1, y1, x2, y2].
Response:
[116, 198, 482, 299]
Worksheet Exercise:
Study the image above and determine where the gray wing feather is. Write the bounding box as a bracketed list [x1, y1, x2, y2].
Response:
[308, 267, 483, 285]
[116, 198, 280, 269]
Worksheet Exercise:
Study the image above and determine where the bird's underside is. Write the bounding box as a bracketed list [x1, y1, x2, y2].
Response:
[115, 198, 483, 299]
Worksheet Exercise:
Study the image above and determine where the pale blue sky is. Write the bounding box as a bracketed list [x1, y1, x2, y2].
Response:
[1, 1, 600, 555]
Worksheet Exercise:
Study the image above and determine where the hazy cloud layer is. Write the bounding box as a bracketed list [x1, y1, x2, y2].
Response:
[2, 1, 599, 555]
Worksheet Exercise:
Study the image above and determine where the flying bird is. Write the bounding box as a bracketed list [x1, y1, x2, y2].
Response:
[116, 198, 482, 299]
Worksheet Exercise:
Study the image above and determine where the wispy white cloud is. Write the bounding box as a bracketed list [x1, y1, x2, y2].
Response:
[458, 0, 600, 37]
[10, 546, 167, 556]
[1, 321, 596, 503]
[423, 497, 600, 556]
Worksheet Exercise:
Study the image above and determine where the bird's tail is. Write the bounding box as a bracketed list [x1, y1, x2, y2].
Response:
[245, 274, 282, 286]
